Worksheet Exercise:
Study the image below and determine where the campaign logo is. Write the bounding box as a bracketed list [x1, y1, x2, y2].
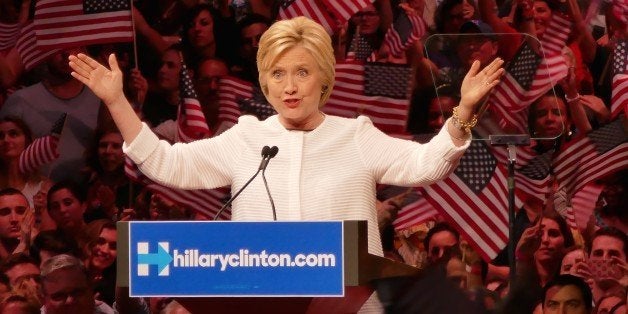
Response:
[137, 242, 173, 277]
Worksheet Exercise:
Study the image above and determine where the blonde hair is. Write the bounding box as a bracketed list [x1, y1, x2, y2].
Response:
[256, 16, 335, 107]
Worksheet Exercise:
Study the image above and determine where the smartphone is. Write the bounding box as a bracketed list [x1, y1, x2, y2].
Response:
[589, 259, 621, 280]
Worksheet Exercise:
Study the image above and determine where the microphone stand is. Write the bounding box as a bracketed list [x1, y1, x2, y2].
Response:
[213, 147, 270, 221]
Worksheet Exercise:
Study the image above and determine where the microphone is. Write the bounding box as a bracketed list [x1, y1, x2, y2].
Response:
[213, 146, 272, 220]
[261, 146, 278, 220]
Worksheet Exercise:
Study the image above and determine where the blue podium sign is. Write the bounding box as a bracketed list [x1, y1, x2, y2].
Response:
[128, 221, 344, 297]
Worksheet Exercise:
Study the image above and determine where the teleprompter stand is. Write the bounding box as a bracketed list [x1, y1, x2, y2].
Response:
[489, 134, 530, 284]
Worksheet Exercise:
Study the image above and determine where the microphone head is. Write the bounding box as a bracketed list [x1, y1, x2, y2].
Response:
[269, 146, 279, 158]
[261, 146, 270, 157]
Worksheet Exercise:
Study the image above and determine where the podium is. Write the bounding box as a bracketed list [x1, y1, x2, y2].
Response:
[117, 220, 420, 313]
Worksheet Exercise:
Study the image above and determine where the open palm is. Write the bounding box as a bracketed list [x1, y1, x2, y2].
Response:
[69, 53, 126, 106]
[459, 58, 504, 112]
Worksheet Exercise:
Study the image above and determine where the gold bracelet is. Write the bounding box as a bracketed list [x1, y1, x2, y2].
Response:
[451, 106, 478, 134]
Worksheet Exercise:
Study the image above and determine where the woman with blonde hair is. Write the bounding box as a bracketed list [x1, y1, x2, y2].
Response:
[69, 16, 504, 311]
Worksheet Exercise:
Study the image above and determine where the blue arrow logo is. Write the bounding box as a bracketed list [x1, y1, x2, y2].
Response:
[138, 242, 173, 276]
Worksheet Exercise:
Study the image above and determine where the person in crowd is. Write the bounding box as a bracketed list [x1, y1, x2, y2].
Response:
[0, 253, 42, 307]
[0, 48, 102, 183]
[423, 221, 461, 264]
[83, 219, 117, 307]
[434, 0, 477, 34]
[69, 15, 503, 311]
[193, 57, 230, 134]
[147, 192, 190, 221]
[0, 293, 40, 314]
[595, 292, 627, 314]
[499, 211, 575, 313]
[0, 116, 54, 207]
[141, 44, 186, 128]
[593, 171, 628, 234]
[572, 227, 628, 304]
[0, 188, 33, 260]
[180, 4, 240, 71]
[344, 2, 393, 61]
[40, 254, 114, 314]
[560, 246, 587, 276]
[28, 229, 81, 268]
[46, 180, 91, 250]
[541, 274, 593, 314]
[233, 13, 271, 83]
[81, 127, 133, 221]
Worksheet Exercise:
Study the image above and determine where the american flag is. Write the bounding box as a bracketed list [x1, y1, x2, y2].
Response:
[176, 60, 211, 142]
[217, 76, 254, 127]
[394, 195, 440, 230]
[125, 61, 231, 219]
[553, 119, 628, 198]
[610, 39, 627, 118]
[18, 113, 66, 174]
[364, 63, 412, 99]
[0, 22, 20, 51]
[15, 22, 60, 71]
[34, 0, 133, 50]
[238, 91, 276, 120]
[539, 13, 572, 56]
[124, 159, 231, 220]
[324, 62, 410, 136]
[422, 139, 509, 261]
[277, 0, 338, 34]
[322, 0, 373, 26]
[488, 42, 568, 132]
[515, 149, 554, 202]
[348, 35, 376, 61]
[554, 183, 603, 230]
[381, 10, 426, 58]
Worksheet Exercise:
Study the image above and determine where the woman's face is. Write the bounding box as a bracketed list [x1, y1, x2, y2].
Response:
[48, 188, 86, 230]
[0, 121, 27, 160]
[97, 132, 124, 173]
[532, 96, 569, 138]
[533, 1, 553, 37]
[353, 5, 380, 35]
[157, 49, 181, 92]
[535, 218, 566, 263]
[90, 227, 117, 271]
[265, 45, 325, 130]
[187, 9, 215, 50]
[444, 3, 469, 33]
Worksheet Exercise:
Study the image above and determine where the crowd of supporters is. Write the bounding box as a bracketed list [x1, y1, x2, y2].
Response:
[0, 0, 626, 313]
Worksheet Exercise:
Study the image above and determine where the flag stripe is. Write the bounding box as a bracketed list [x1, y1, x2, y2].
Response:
[278, 0, 337, 34]
[34, 0, 133, 49]
[16, 22, 60, 71]
[0, 22, 20, 50]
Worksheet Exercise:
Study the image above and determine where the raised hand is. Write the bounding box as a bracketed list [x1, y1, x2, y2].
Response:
[69, 53, 126, 106]
[459, 58, 504, 113]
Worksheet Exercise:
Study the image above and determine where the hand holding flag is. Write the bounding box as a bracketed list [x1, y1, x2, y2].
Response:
[18, 113, 67, 174]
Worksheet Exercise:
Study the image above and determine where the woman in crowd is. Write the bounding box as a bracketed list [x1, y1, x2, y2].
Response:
[0, 116, 53, 207]
[84, 219, 117, 307]
[507, 211, 575, 313]
[180, 4, 240, 71]
[69, 16, 503, 311]
[81, 126, 134, 221]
